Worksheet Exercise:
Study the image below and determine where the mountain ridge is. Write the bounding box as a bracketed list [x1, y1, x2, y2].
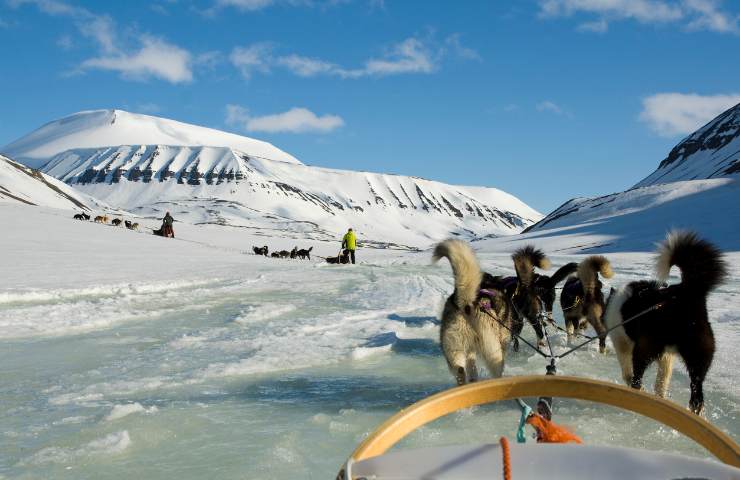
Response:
[3, 110, 541, 248]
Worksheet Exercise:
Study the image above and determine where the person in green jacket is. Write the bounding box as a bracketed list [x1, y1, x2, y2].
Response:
[341, 228, 357, 264]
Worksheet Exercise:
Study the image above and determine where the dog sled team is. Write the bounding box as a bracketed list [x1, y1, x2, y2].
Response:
[435, 230, 727, 415]
[252, 245, 314, 260]
[251, 228, 358, 264]
[74, 211, 140, 231]
[72, 210, 175, 237]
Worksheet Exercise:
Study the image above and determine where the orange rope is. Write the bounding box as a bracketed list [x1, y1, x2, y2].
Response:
[499, 437, 512, 480]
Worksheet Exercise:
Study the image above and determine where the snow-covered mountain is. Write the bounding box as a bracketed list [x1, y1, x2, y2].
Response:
[3, 109, 300, 168]
[520, 103, 740, 252]
[635, 102, 740, 187]
[2, 110, 540, 248]
[0, 153, 104, 211]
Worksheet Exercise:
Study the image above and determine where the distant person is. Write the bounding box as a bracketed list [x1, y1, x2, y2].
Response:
[162, 211, 175, 238]
[341, 228, 356, 264]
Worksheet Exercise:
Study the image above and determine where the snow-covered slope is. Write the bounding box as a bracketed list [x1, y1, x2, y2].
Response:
[2, 109, 301, 168]
[522, 103, 740, 252]
[0, 153, 103, 211]
[40, 146, 539, 247]
[3, 111, 541, 248]
[635, 102, 740, 187]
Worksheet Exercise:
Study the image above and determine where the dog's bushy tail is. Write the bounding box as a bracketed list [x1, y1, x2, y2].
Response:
[656, 230, 727, 296]
[308, 247, 313, 252]
[550, 262, 578, 286]
[433, 240, 482, 310]
[512, 245, 551, 287]
[578, 256, 613, 295]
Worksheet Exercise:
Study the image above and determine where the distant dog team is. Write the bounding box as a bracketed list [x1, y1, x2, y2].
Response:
[434, 231, 726, 415]
[254, 245, 314, 260]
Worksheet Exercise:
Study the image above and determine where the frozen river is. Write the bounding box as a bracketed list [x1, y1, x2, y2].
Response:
[0, 208, 738, 479]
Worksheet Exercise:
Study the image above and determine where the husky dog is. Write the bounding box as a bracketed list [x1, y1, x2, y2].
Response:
[296, 247, 313, 260]
[94, 215, 108, 224]
[73, 212, 90, 220]
[604, 231, 726, 414]
[290, 247, 298, 259]
[560, 256, 613, 352]
[433, 240, 512, 385]
[253, 246, 269, 256]
[533, 262, 578, 321]
[507, 246, 551, 350]
[111, 218, 122, 226]
[271, 251, 281, 258]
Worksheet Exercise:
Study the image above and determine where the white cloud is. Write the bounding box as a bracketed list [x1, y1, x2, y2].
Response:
[275, 54, 340, 77]
[539, 0, 683, 23]
[208, 0, 356, 14]
[226, 104, 344, 133]
[443, 33, 482, 61]
[77, 14, 117, 54]
[214, 0, 276, 11]
[539, 0, 739, 34]
[231, 34, 477, 80]
[683, 0, 739, 33]
[82, 37, 193, 83]
[10, 0, 201, 84]
[536, 100, 565, 115]
[229, 43, 273, 79]
[639, 92, 740, 136]
[225, 104, 250, 126]
[361, 37, 437, 76]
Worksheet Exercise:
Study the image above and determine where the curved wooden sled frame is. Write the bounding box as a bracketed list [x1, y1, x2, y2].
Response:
[348, 375, 740, 468]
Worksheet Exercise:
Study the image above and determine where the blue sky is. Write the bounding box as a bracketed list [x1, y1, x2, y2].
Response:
[1, 0, 739, 212]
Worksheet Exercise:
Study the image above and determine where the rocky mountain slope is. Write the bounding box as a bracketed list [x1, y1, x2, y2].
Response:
[635, 102, 740, 187]
[518, 102, 740, 252]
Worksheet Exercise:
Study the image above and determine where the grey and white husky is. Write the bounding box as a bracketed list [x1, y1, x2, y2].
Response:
[433, 240, 513, 385]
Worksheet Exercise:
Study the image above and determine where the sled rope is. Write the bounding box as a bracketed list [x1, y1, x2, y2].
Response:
[560, 296, 581, 311]
[499, 437, 512, 480]
[478, 294, 670, 362]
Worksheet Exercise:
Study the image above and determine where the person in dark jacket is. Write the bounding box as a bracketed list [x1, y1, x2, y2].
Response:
[162, 212, 175, 238]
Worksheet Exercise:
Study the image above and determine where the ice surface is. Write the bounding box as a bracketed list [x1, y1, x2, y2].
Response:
[0, 203, 737, 479]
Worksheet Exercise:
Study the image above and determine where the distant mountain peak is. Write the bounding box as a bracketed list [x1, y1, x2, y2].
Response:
[635, 102, 740, 188]
[2, 109, 301, 169]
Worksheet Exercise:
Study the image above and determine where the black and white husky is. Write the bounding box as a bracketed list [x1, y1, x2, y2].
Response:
[604, 231, 727, 414]
[433, 240, 512, 385]
[508, 246, 552, 350]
